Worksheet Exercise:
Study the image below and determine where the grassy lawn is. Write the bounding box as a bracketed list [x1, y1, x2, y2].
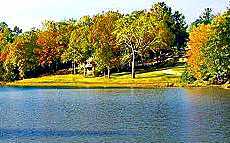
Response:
[6, 65, 186, 88]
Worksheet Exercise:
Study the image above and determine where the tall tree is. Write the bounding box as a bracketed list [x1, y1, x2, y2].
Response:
[186, 11, 230, 84]
[91, 11, 122, 78]
[55, 20, 76, 71]
[36, 21, 60, 73]
[6, 30, 38, 79]
[0, 22, 17, 62]
[187, 24, 212, 80]
[0, 22, 21, 81]
[150, 2, 188, 57]
[193, 8, 214, 27]
[56, 21, 76, 56]
[203, 11, 230, 83]
[172, 11, 188, 52]
[228, 1, 230, 11]
[114, 9, 173, 78]
[62, 16, 92, 75]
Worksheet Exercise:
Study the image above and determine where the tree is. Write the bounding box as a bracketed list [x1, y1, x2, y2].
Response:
[149, 2, 178, 63]
[150, 2, 188, 57]
[113, 11, 144, 78]
[91, 11, 122, 78]
[0, 22, 21, 81]
[187, 24, 212, 80]
[36, 21, 60, 73]
[186, 11, 230, 84]
[203, 11, 230, 83]
[6, 31, 38, 79]
[172, 11, 188, 52]
[114, 8, 174, 78]
[193, 8, 214, 27]
[56, 21, 76, 49]
[227, 1, 230, 11]
[62, 16, 92, 75]
[56, 20, 76, 58]
[0, 22, 16, 62]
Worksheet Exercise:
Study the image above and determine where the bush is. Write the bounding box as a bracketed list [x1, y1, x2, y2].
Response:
[181, 69, 195, 84]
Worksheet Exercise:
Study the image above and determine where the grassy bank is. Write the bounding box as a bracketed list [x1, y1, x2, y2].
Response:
[6, 66, 188, 88]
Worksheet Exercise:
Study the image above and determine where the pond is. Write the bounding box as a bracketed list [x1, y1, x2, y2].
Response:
[0, 87, 229, 142]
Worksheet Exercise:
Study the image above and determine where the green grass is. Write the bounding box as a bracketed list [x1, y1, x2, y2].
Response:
[7, 65, 186, 88]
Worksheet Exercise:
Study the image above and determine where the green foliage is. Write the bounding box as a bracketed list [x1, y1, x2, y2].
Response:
[3, 59, 18, 81]
[9, 31, 38, 79]
[113, 2, 177, 78]
[171, 11, 189, 51]
[0, 22, 22, 81]
[62, 19, 91, 64]
[193, 8, 214, 27]
[181, 66, 195, 84]
[0, 2, 190, 82]
[203, 11, 230, 84]
[186, 11, 230, 84]
[188, 8, 213, 33]
[91, 11, 122, 76]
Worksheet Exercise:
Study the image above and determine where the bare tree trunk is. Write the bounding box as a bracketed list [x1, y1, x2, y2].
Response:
[56, 61, 58, 71]
[83, 63, 86, 77]
[142, 56, 145, 68]
[48, 64, 51, 74]
[93, 67, 95, 77]
[104, 68, 106, 78]
[72, 63, 74, 74]
[107, 66, 110, 78]
[132, 52, 135, 78]
[73, 62, 76, 74]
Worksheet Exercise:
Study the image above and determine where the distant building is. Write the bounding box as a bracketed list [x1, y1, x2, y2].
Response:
[85, 58, 96, 75]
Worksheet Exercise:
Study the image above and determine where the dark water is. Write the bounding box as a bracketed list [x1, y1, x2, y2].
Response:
[0, 87, 230, 143]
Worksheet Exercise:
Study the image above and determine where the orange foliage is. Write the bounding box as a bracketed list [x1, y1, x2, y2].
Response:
[187, 24, 212, 79]
[36, 30, 59, 66]
[91, 12, 121, 66]
[0, 50, 8, 62]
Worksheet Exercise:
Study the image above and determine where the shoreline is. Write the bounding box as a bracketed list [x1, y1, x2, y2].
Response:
[1, 66, 229, 89]
[5, 82, 182, 88]
[4, 82, 230, 89]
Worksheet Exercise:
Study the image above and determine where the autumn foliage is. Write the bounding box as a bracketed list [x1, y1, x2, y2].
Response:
[187, 24, 212, 80]
[186, 11, 230, 84]
[36, 30, 59, 66]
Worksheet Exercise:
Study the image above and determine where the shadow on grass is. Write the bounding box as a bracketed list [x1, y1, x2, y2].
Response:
[111, 72, 130, 77]
[109, 65, 183, 79]
[136, 64, 185, 74]
[137, 73, 180, 79]
[137, 73, 165, 79]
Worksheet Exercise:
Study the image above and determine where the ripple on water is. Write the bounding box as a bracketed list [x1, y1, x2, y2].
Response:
[0, 87, 229, 142]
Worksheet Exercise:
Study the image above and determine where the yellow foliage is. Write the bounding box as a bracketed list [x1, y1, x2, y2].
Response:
[187, 24, 212, 79]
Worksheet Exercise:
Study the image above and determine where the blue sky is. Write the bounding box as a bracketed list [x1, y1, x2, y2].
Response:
[0, 0, 228, 31]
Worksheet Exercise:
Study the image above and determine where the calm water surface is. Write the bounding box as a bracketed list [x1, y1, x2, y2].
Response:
[0, 87, 229, 142]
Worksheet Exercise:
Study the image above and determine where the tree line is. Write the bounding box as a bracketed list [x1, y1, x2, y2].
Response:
[0, 2, 188, 81]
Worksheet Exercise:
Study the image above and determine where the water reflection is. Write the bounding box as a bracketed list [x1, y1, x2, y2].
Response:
[184, 88, 230, 142]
